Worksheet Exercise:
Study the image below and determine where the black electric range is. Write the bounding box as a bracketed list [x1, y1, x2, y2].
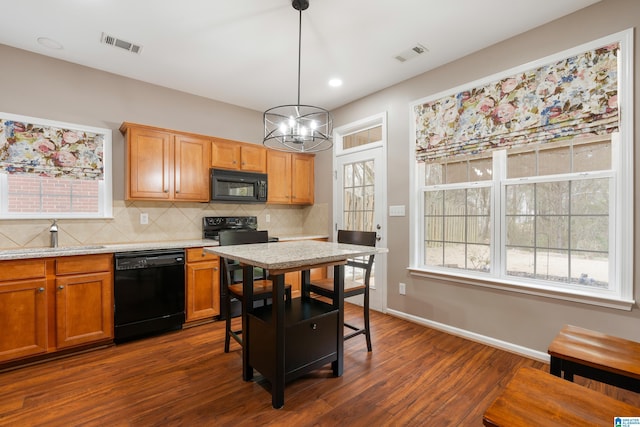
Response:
[202, 216, 276, 319]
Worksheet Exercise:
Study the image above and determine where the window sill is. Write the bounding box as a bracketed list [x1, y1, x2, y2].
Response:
[408, 267, 635, 311]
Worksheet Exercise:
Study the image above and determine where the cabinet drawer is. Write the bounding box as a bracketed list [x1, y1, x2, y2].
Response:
[0, 259, 47, 281]
[186, 247, 219, 263]
[56, 254, 113, 275]
[286, 311, 338, 371]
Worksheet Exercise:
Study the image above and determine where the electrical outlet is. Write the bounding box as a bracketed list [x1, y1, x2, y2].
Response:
[265, 214, 271, 223]
[140, 213, 149, 225]
[399, 282, 406, 295]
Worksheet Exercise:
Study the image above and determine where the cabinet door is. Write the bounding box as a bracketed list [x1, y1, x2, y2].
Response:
[0, 279, 48, 362]
[291, 154, 314, 205]
[186, 260, 220, 322]
[285, 271, 301, 299]
[211, 138, 240, 170]
[127, 127, 173, 200]
[267, 151, 292, 204]
[55, 272, 113, 349]
[240, 144, 267, 172]
[174, 134, 211, 201]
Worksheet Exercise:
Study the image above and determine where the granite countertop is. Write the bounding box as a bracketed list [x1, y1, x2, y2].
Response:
[0, 234, 330, 261]
[0, 239, 219, 261]
[205, 240, 385, 272]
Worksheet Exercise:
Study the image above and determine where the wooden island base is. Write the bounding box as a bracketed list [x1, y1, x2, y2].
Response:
[483, 367, 640, 427]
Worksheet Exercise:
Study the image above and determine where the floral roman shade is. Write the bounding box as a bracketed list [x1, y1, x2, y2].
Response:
[0, 118, 104, 180]
[414, 43, 620, 162]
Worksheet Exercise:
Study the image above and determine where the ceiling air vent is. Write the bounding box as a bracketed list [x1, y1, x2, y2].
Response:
[101, 33, 142, 54]
[394, 43, 428, 63]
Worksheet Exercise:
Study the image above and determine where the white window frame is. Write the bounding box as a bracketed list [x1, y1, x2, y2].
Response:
[408, 29, 634, 310]
[0, 113, 112, 219]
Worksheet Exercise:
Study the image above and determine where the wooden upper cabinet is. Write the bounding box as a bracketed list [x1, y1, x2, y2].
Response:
[291, 153, 314, 205]
[211, 138, 266, 172]
[125, 126, 173, 200]
[121, 123, 211, 202]
[267, 151, 314, 205]
[266, 151, 292, 204]
[211, 138, 240, 170]
[174, 134, 211, 201]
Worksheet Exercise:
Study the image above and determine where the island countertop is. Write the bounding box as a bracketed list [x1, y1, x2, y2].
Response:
[204, 239, 385, 272]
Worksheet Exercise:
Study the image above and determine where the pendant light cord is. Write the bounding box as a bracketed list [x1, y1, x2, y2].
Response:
[297, 5, 302, 106]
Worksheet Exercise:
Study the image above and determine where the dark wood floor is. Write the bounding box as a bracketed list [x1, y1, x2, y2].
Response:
[2, 304, 639, 426]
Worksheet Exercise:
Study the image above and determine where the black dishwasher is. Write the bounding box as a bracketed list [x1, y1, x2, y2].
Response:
[114, 249, 185, 343]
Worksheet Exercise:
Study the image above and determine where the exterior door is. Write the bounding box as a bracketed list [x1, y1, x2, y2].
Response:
[334, 114, 387, 312]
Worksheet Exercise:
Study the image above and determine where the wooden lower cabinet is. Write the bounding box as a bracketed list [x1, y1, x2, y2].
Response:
[55, 271, 113, 349]
[185, 248, 220, 324]
[0, 261, 48, 362]
[0, 254, 114, 365]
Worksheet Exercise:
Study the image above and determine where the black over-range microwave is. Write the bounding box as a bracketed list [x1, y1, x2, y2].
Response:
[210, 168, 268, 203]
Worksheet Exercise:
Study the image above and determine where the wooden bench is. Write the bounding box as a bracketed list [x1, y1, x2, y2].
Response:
[483, 367, 640, 426]
[548, 324, 640, 392]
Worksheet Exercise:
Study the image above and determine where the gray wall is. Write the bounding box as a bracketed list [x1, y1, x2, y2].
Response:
[0, 45, 263, 202]
[322, 0, 640, 354]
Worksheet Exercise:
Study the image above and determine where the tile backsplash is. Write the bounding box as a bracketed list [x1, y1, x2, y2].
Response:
[0, 201, 329, 249]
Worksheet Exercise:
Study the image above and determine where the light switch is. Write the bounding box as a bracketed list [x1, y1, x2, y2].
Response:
[389, 205, 405, 217]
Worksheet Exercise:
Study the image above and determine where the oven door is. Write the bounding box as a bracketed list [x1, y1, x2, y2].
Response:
[210, 169, 267, 203]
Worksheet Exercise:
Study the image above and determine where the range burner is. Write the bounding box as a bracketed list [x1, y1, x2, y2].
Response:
[202, 216, 258, 240]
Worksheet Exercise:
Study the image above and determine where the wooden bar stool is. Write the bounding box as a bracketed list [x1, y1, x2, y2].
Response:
[308, 230, 377, 351]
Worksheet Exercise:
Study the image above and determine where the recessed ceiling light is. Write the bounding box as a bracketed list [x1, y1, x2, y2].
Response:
[329, 78, 343, 87]
[37, 37, 63, 50]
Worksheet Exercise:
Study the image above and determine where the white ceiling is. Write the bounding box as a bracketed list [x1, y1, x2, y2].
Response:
[0, 0, 600, 112]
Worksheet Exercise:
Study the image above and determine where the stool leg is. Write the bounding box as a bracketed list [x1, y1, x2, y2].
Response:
[364, 286, 372, 352]
[224, 294, 231, 353]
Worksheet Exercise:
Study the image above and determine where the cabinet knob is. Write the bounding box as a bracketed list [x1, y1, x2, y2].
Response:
[310, 323, 317, 330]
[38, 287, 45, 292]
[58, 285, 65, 290]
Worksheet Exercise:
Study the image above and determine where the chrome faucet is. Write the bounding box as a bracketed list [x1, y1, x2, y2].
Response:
[50, 219, 58, 248]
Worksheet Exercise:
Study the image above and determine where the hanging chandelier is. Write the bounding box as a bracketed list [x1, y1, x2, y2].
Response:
[263, 0, 333, 153]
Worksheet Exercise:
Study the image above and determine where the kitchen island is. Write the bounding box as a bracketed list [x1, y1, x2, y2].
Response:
[204, 239, 383, 409]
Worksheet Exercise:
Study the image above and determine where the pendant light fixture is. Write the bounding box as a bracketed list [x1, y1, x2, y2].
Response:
[263, 0, 333, 153]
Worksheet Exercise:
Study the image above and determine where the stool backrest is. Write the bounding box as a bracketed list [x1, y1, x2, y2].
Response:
[337, 229, 377, 247]
[218, 230, 269, 285]
[337, 230, 377, 287]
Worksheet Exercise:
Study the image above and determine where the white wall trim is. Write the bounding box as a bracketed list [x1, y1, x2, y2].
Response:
[385, 308, 550, 363]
